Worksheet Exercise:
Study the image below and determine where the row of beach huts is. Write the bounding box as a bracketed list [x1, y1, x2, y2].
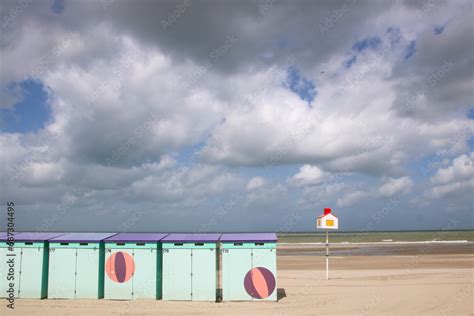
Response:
[0, 232, 277, 301]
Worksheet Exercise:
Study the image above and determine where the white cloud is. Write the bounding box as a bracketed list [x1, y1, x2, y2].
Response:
[428, 152, 474, 199]
[0, 0, 473, 231]
[246, 177, 266, 191]
[41, 38, 226, 167]
[337, 190, 373, 207]
[335, 176, 414, 207]
[199, 45, 473, 175]
[297, 182, 346, 209]
[129, 164, 244, 207]
[244, 177, 287, 206]
[378, 176, 414, 197]
[431, 152, 474, 185]
[22, 161, 65, 186]
[289, 165, 329, 187]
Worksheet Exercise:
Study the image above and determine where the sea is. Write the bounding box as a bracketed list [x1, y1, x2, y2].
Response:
[277, 230, 474, 243]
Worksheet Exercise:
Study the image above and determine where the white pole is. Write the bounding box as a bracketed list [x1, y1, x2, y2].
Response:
[326, 230, 329, 280]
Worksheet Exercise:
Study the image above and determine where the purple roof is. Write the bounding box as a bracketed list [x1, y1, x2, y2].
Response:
[220, 233, 277, 242]
[162, 233, 221, 243]
[15, 232, 65, 242]
[104, 233, 168, 243]
[0, 232, 46, 241]
[49, 233, 117, 243]
[0, 232, 31, 239]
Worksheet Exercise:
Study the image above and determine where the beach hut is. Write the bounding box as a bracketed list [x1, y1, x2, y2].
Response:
[0, 232, 65, 299]
[103, 233, 168, 300]
[0, 232, 17, 300]
[317, 208, 339, 229]
[162, 233, 221, 301]
[48, 232, 116, 299]
[220, 233, 277, 301]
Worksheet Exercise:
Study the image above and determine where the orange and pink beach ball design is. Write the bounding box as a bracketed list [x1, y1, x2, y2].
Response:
[106, 251, 135, 283]
[244, 267, 276, 299]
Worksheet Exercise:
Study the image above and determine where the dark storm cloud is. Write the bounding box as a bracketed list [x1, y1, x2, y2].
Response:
[1, 0, 391, 74]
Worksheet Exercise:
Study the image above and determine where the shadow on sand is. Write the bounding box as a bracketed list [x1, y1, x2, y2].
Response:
[277, 288, 287, 301]
[216, 288, 286, 302]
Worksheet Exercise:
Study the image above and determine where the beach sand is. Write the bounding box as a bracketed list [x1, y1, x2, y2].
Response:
[3, 243, 473, 315]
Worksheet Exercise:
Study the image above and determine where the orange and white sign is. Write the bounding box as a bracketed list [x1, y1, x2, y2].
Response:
[316, 208, 339, 230]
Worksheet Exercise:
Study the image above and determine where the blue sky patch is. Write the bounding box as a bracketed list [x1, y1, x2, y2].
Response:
[51, 0, 65, 14]
[0, 80, 51, 133]
[352, 36, 381, 52]
[404, 40, 416, 60]
[277, 39, 288, 49]
[344, 55, 357, 68]
[468, 108, 474, 119]
[434, 24, 446, 35]
[284, 66, 317, 105]
[386, 26, 401, 45]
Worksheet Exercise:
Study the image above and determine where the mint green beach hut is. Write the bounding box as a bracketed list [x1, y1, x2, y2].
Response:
[0, 232, 65, 299]
[162, 233, 221, 301]
[48, 232, 116, 299]
[103, 233, 168, 300]
[0, 230, 15, 299]
[0, 232, 13, 299]
[220, 233, 278, 301]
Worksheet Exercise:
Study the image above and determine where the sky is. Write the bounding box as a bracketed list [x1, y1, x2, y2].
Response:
[0, 0, 473, 233]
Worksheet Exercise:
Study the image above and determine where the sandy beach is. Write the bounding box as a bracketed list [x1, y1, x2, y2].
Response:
[3, 242, 473, 316]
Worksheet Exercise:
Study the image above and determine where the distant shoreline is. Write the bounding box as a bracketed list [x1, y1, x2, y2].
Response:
[279, 240, 472, 245]
[277, 229, 474, 234]
[277, 230, 474, 243]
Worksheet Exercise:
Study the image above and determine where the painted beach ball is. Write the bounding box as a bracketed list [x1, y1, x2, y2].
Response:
[244, 267, 276, 299]
[106, 251, 135, 283]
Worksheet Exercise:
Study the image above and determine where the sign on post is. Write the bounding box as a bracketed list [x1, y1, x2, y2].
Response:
[316, 208, 339, 280]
